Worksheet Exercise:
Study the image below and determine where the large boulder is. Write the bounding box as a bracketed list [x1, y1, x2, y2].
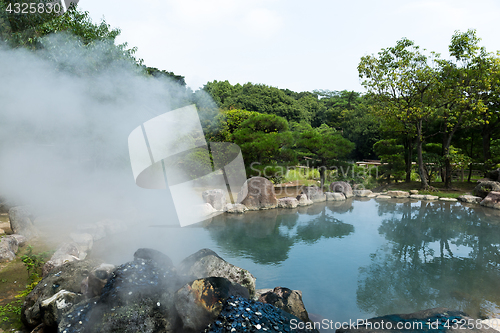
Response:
[176, 248, 256, 298]
[296, 194, 313, 206]
[237, 177, 278, 210]
[300, 186, 326, 203]
[8, 206, 38, 239]
[458, 195, 483, 204]
[175, 277, 249, 332]
[42, 243, 85, 276]
[202, 189, 227, 211]
[330, 181, 353, 198]
[78, 254, 180, 333]
[354, 189, 373, 197]
[0, 235, 19, 262]
[481, 191, 500, 210]
[21, 258, 104, 329]
[474, 181, 500, 199]
[326, 192, 346, 201]
[278, 197, 299, 208]
[386, 190, 410, 198]
[202, 296, 318, 333]
[257, 287, 310, 323]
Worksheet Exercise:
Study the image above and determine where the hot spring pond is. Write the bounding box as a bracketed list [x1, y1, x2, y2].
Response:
[94, 198, 500, 326]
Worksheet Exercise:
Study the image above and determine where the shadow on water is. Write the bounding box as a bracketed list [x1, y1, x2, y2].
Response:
[357, 200, 500, 319]
[206, 201, 355, 265]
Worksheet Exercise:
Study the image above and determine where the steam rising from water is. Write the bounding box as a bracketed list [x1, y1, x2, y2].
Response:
[0, 34, 216, 260]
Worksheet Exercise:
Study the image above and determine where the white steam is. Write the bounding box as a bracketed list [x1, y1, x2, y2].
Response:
[0, 34, 215, 255]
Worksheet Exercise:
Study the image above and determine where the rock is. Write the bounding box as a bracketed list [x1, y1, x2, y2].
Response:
[10, 234, 27, 247]
[40, 290, 80, 328]
[458, 195, 483, 204]
[8, 206, 38, 239]
[0, 235, 19, 262]
[487, 168, 500, 182]
[326, 192, 346, 201]
[202, 189, 227, 211]
[474, 181, 500, 198]
[70, 233, 93, 253]
[134, 248, 174, 269]
[375, 195, 391, 199]
[336, 307, 495, 333]
[330, 181, 353, 198]
[42, 243, 83, 277]
[410, 190, 419, 195]
[177, 248, 256, 298]
[257, 287, 310, 323]
[22, 259, 103, 329]
[481, 191, 500, 210]
[367, 193, 378, 198]
[300, 186, 326, 203]
[237, 177, 278, 210]
[79, 254, 179, 333]
[386, 190, 410, 198]
[81, 263, 116, 298]
[423, 195, 439, 200]
[354, 190, 373, 197]
[198, 202, 217, 216]
[296, 194, 313, 206]
[175, 277, 249, 332]
[410, 194, 425, 200]
[203, 296, 318, 333]
[439, 197, 458, 202]
[224, 203, 248, 213]
[278, 197, 299, 208]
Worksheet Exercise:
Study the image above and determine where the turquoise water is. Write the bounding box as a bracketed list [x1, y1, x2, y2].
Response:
[95, 198, 500, 328]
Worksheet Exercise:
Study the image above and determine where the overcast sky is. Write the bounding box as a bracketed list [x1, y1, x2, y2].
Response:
[79, 0, 500, 93]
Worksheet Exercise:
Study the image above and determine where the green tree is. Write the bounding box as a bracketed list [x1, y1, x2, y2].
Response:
[373, 139, 406, 183]
[435, 29, 494, 187]
[233, 113, 294, 168]
[297, 124, 354, 189]
[358, 37, 438, 188]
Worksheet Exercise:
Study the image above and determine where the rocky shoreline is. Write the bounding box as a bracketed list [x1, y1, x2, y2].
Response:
[200, 177, 500, 217]
[21, 248, 318, 333]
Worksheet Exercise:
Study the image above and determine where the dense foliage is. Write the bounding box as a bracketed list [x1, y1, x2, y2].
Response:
[1, 3, 499, 188]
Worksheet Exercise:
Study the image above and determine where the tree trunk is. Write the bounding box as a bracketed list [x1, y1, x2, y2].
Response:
[416, 120, 428, 189]
[443, 139, 453, 188]
[404, 138, 413, 182]
[482, 127, 491, 163]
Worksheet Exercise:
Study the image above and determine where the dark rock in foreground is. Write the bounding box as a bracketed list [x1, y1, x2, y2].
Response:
[203, 296, 318, 333]
[23, 247, 313, 333]
[258, 287, 310, 323]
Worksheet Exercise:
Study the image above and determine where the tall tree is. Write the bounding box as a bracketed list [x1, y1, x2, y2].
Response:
[435, 29, 494, 187]
[358, 38, 438, 188]
[297, 124, 354, 189]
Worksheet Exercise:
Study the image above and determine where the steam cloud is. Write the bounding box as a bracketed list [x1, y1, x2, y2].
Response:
[0, 33, 217, 261]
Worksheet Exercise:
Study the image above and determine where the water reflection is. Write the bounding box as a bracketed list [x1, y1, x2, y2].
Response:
[207, 203, 355, 265]
[358, 200, 500, 318]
